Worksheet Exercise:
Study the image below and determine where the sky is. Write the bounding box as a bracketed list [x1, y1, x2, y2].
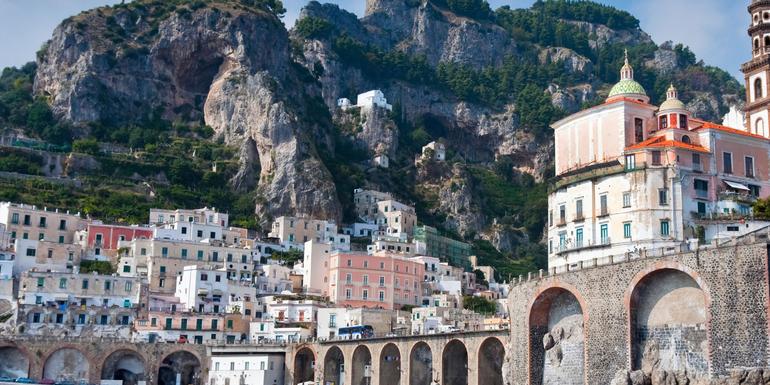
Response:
[0, 0, 749, 80]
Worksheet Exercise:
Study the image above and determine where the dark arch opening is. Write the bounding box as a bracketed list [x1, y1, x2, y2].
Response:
[101, 350, 146, 385]
[681, 135, 691, 144]
[43, 348, 90, 383]
[294, 347, 315, 385]
[756, 78, 763, 100]
[630, 269, 707, 378]
[352, 346, 372, 385]
[765, 35, 770, 47]
[529, 288, 585, 385]
[323, 347, 344, 385]
[379, 343, 401, 385]
[478, 338, 504, 385]
[442, 340, 468, 385]
[409, 342, 433, 385]
[0, 347, 30, 378]
[158, 351, 201, 385]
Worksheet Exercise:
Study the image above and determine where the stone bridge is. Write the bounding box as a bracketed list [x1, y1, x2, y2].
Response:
[0, 336, 209, 385]
[285, 330, 508, 385]
[506, 238, 770, 385]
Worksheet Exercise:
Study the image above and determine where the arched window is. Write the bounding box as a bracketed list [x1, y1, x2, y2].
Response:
[765, 35, 770, 48]
[756, 78, 764, 100]
[681, 135, 691, 144]
[757, 118, 765, 137]
[756, 38, 761, 50]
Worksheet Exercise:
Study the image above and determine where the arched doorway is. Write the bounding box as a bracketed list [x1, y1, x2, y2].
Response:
[351, 346, 372, 385]
[44, 348, 90, 382]
[158, 351, 201, 385]
[409, 342, 432, 385]
[294, 347, 316, 385]
[630, 268, 708, 377]
[0, 346, 30, 378]
[478, 338, 504, 385]
[442, 340, 468, 385]
[379, 343, 401, 385]
[323, 346, 345, 385]
[529, 287, 585, 385]
[101, 350, 146, 385]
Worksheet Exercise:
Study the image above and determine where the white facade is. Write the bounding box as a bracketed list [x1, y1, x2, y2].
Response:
[175, 265, 231, 313]
[356, 90, 392, 111]
[263, 296, 325, 324]
[249, 320, 313, 343]
[208, 351, 285, 385]
[342, 223, 379, 238]
[316, 307, 397, 340]
[373, 155, 389, 169]
[422, 141, 446, 161]
[255, 264, 293, 295]
[302, 240, 331, 295]
[149, 207, 228, 228]
[19, 271, 141, 308]
[268, 216, 350, 251]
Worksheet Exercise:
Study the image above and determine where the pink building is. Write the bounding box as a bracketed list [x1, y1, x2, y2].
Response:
[328, 252, 424, 310]
[86, 223, 153, 252]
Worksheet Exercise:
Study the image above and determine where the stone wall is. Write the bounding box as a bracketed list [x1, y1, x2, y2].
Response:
[506, 241, 770, 385]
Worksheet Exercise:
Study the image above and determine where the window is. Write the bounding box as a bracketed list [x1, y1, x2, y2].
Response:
[227, 320, 233, 329]
[379, 276, 385, 287]
[622, 192, 631, 208]
[723, 152, 733, 174]
[575, 199, 583, 220]
[575, 227, 584, 248]
[25, 248, 35, 257]
[140, 248, 147, 256]
[10, 213, 18, 224]
[379, 291, 385, 302]
[659, 115, 668, 129]
[212, 319, 218, 330]
[346, 274, 352, 284]
[634, 118, 644, 143]
[746, 156, 755, 178]
[345, 289, 352, 300]
[59, 278, 67, 289]
[363, 275, 369, 286]
[694, 179, 709, 198]
[756, 78, 763, 100]
[750, 184, 761, 197]
[181, 249, 188, 259]
[651, 151, 661, 166]
[727, 226, 740, 232]
[212, 251, 219, 262]
[123, 265, 131, 273]
[757, 118, 766, 137]
[679, 115, 688, 129]
[37, 277, 44, 287]
[201, 273, 208, 281]
[692, 153, 701, 170]
[104, 280, 111, 291]
[558, 232, 566, 251]
[82, 279, 89, 289]
[659, 189, 668, 206]
[558, 205, 566, 224]
[125, 282, 132, 292]
[625, 154, 636, 170]
[346, 259, 352, 267]
[197, 250, 204, 260]
[58, 235, 64, 244]
[623, 222, 632, 239]
[197, 230, 203, 238]
[660, 220, 670, 237]
[230, 362, 235, 371]
[38, 217, 46, 228]
[161, 247, 168, 257]
[599, 195, 608, 216]
[363, 290, 368, 300]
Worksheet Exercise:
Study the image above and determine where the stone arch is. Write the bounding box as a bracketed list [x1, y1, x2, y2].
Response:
[43, 347, 90, 382]
[323, 346, 344, 385]
[0, 346, 30, 378]
[352, 345, 372, 385]
[294, 347, 316, 385]
[158, 350, 202, 385]
[442, 340, 468, 385]
[409, 342, 433, 385]
[528, 284, 587, 385]
[379, 343, 401, 385]
[101, 349, 147, 385]
[477, 338, 505, 385]
[627, 266, 709, 378]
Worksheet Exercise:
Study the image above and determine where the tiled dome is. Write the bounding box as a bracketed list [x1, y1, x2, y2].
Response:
[609, 79, 647, 98]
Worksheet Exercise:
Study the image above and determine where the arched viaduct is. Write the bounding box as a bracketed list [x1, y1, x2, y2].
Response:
[0, 336, 208, 385]
[506, 239, 770, 384]
[286, 330, 508, 385]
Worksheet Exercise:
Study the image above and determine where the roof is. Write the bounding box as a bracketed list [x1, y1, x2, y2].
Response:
[625, 136, 710, 153]
[691, 120, 770, 141]
[608, 79, 647, 98]
[659, 98, 686, 112]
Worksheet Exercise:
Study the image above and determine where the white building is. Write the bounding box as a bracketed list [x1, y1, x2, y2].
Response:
[208, 349, 286, 385]
[421, 141, 446, 161]
[268, 216, 350, 251]
[175, 265, 231, 313]
[249, 320, 313, 343]
[373, 154, 389, 169]
[356, 90, 392, 111]
[149, 207, 229, 228]
[262, 295, 325, 324]
[302, 240, 331, 295]
[342, 223, 380, 238]
[255, 264, 294, 295]
[317, 307, 398, 340]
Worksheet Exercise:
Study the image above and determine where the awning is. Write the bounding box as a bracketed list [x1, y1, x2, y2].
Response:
[212, 289, 223, 296]
[197, 289, 209, 296]
[724, 180, 750, 191]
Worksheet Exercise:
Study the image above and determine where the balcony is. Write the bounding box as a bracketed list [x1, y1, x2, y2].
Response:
[556, 219, 567, 227]
[695, 189, 709, 199]
[692, 163, 703, 173]
[573, 214, 585, 223]
[718, 190, 758, 204]
[554, 237, 611, 255]
[597, 209, 609, 218]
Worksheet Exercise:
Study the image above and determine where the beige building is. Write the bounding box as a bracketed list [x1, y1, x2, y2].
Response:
[120, 238, 256, 294]
[354, 189, 394, 220]
[268, 216, 349, 250]
[0, 202, 86, 245]
[149, 207, 229, 227]
[14, 239, 82, 276]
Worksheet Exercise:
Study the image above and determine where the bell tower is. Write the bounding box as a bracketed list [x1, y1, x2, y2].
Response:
[742, 0, 770, 137]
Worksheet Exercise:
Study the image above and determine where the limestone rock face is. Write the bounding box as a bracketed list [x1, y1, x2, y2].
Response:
[35, 3, 341, 221]
[539, 47, 593, 75]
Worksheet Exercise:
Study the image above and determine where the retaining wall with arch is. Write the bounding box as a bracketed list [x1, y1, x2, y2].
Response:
[285, 331, 508, 385]
[507, 241, 770, 384]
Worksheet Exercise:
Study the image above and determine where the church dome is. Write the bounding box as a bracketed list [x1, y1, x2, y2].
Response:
[658, 84, 686, 111]
[607, 49, 648, 101]
[609, 79, 647, 98]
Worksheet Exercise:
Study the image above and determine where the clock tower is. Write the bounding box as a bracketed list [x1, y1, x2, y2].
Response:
[742, 0, 770, 137]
